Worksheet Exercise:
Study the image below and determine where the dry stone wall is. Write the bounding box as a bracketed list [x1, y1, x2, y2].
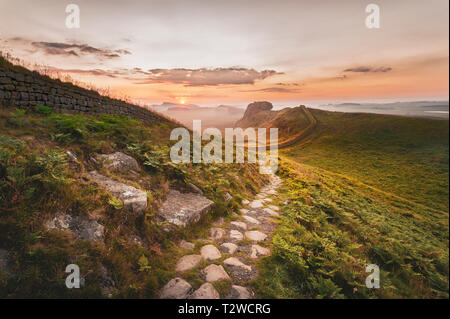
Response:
[0, 66, 163, 123]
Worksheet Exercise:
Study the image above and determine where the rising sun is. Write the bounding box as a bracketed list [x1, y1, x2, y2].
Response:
[180, 100, 185, 104]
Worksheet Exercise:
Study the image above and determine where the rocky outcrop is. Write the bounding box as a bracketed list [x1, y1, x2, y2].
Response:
[156, 189, 214, 227]
[44, 212, 104, 241]
[235, 101, 274, 128]
[97, 152, 140, 172]
[88, 170, 147, 214]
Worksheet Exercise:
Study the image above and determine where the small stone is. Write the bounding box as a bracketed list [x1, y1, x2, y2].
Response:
[224, 192, 232, 202]
[180, 240, 195, 250]
[262, 208, 279, 216]
[160, 278, 192, 299]
[212, 217, 225, 227]
[242, 215, 260, 225]
[249, 200, 264, 209]
[266, 189, 277, 195]
[200, 245, 222, 261]
[189, 283, 220, 299]
[228, 285, 253, 299]
[262, 198, 272, 202]
[230, 221, 247, 230]
[229, 230, 244, 241]
[239, 208, 249, 215]
[250, 245, 270, 259]
[268, 205, 280, 211]
[209, 228, 226, 240]
[245, 231, 267, 242]
[220, 243, 238, 254]
[175, 255, 202, 272]
[224, 257, 252, 272]
[201, 264, 231, 282]
[242, 199, 250, 205]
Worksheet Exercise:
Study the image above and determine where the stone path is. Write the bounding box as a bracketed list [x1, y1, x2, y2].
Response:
[159, 174, 283, 299]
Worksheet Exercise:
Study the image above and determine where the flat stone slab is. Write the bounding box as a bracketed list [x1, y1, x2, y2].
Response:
[180, 240, 195, 250]
[250, 245, 270, 259]
[201, 244, 222, 261]
[189, 283, 220, 299]
[230, 221, 247, 230]
[224, 257, 252, 272]
[242, 200, 250, 205]
[220, 243, 238, 254]
[242, 215, 260, 225]
[262, 198, 273, 202]
[266, 189, 277, 195]
[175, 254, 202, 272]
[97, 152, 140, 172]
[245, 231, 267, 242]
[209, 228, 226, 240]
[201, 264, 231, 282]
[88, 171, 147, 214]
[249, 200, 264, 209]
[228, 285, 253, 299]
[157, 189, 214, 227]
[160, 278, 192, 299]
[229, 230, 244, 241]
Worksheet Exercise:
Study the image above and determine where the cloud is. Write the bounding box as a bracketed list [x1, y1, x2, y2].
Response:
[135, 68, 282, 86]
[344, 66, 392, 73]
[30, 41, 131, 59]
[41, 66, 283, 87]
[240, 87, 300, 93]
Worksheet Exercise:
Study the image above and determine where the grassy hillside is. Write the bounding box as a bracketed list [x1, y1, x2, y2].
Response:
[252, 158, 448, 298]
[250, 109, 449, 298]
[283, 109, 449, 212]
[0, 104, 267, 298]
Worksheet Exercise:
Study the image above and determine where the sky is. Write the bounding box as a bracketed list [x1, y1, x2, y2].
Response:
[0, 0, 448, 107]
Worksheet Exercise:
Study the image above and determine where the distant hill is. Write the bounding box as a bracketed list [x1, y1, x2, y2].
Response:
[317, 101, 449, 119]
[149, 102, 245, 130]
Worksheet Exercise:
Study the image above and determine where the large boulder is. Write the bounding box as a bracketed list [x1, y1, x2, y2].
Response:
[88, 171, 147, 214]
[97, 152, 140, 172]
[156, 189, 214, 227]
